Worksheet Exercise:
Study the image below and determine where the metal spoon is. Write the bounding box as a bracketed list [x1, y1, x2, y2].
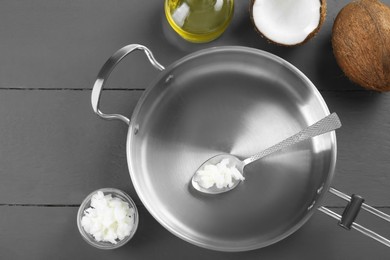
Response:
[191, 113, 341, 194]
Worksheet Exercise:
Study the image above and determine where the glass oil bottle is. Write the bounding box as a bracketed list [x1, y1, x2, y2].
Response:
[165, 0, 234, 43]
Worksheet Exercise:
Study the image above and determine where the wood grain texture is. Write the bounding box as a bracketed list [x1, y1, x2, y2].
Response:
[0, 90, 389, 206]
[0, 0, 388, 91]
[0, 206, 389, 259]
[0, 90, 140, 204]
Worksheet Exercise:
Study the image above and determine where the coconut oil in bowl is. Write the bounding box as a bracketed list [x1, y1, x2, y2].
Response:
[165, 0, 234, 43]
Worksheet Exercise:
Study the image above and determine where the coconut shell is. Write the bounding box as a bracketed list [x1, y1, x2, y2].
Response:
[332, 0, 390, 91]
[249, 0, 327, 47]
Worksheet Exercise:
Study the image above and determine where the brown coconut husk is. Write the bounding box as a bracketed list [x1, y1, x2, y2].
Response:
[332, 0, 390, 91]
[249, 0, 327, 47]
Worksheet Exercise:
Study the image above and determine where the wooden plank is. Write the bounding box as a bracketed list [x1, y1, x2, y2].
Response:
[0, 206, 389, 259]
[325, 92, 390, 206]
[0, 90, 141, 204]
[0, 0, 161, 90]
[1, 0, 388, 91]
[0, 90, 389, 206]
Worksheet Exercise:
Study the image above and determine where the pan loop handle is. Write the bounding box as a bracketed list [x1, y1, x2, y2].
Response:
[319, 187, 390, 247]
[91, 44, 165, 125]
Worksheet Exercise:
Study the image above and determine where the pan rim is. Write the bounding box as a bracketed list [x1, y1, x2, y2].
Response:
[126, 46, 337, 251]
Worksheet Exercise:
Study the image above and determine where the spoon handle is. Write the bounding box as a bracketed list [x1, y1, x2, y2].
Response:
[243, 113, 341, 166]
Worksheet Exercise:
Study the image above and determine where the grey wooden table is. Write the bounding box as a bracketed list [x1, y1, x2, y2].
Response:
[1, 0, 390, 259]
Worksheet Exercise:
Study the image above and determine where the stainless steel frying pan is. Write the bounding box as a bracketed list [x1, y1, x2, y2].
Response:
[91, 44, 390, 251]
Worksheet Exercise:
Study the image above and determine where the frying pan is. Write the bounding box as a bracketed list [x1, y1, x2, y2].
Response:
[91, 44, 390, 251]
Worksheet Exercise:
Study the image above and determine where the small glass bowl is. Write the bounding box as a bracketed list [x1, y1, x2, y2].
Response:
[77, 188, 139, 249]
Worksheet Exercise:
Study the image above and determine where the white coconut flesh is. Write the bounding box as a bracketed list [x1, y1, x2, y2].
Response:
[252, 0, 322, 45]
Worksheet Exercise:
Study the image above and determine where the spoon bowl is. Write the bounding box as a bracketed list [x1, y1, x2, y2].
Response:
[191, 154, 244, 194]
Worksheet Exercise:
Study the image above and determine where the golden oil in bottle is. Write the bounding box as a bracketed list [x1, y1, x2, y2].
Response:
[165, 0, 234, 43]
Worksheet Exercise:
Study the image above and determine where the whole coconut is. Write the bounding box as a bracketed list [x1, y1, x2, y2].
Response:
[332, 0, 390, 91]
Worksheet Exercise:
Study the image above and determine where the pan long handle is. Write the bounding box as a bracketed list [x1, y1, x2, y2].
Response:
[91, 44, 165, 125]
[318, 187, 390, 247]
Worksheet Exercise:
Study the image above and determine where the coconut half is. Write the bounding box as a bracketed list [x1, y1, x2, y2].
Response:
[250, 0, 326, 46]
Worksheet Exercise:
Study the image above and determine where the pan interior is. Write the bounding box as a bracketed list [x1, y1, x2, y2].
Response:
[128, 48, 335, 251]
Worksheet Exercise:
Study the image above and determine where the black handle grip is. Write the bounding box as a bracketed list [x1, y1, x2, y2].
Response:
[339, 194, 365, 230]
